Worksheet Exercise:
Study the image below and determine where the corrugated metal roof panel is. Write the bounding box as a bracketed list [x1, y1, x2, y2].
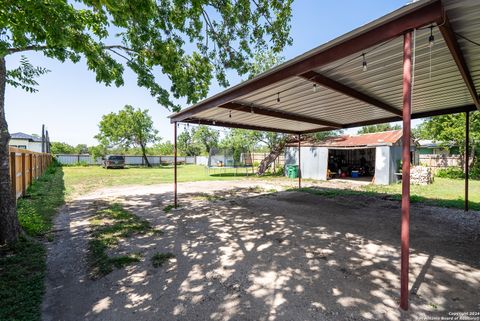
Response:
[173, 0, 479, 134]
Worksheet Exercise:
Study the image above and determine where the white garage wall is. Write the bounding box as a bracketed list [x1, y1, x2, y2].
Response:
[375, 146, 391, 185]
[285, 147, 328, 181]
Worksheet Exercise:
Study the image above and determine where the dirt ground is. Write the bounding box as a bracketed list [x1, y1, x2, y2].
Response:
[42, 180, 480, 321]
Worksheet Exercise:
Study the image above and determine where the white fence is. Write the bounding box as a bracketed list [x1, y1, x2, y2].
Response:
[56, 154, 196, 166]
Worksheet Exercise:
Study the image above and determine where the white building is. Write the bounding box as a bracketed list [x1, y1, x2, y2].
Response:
[9, 132, 46, 152]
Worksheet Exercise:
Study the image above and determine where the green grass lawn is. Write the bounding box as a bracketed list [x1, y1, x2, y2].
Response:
[63, 165, 256, 198]
[0, 162, 65, 321]
[361, 177, 480, 210]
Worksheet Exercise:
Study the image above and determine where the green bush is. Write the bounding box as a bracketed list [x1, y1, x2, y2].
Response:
[469, 161, 480, 179]
[436, 164, 480, 180]
[436, 167, 464, 179]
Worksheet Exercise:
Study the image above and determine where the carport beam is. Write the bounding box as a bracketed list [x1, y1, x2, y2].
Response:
[174, 122, 178, 208]
[465, 111, 469, 212]
[298, 134, 301, 189]
[400, 31, 412, 311]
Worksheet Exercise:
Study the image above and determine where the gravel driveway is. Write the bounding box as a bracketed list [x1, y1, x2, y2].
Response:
[42, 180, 480, 321]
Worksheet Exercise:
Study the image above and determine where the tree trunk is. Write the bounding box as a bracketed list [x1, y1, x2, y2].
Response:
[256, 137, 295, 176]
[140, 144, 151, 167]
[0, 57, 21, 244]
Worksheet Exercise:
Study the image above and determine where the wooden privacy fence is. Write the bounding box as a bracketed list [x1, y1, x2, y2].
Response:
[251, 152, 285, 171]
[418, 154, 467, 169]
[9, 147, 52, 200]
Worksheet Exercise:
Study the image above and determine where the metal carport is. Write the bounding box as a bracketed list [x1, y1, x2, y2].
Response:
[169, 0, 479, 310]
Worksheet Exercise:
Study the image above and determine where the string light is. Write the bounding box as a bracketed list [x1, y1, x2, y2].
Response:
[313, 84, 318, 93]
[362, 53, 367, 71]
[229, 110, 232, 118]
[251, 106, 254, 114]
[428, 25, 435, 48]
[212, 120, 216, 125]
[277, 92, 281, 103]
[428, 25, 434, 79]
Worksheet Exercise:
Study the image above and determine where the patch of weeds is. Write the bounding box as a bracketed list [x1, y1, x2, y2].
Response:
[0, 162, 64, 321]
[88, 203, 152, 279]
[17, 162, 65, 237]
[267, 188, 278, 193]
[151, 252, 175, 268]
[0, 238, 46, 321]
[163, 204, 180, 213]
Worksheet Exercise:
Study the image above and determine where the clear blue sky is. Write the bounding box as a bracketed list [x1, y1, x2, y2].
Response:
[6, 0, 411, 146]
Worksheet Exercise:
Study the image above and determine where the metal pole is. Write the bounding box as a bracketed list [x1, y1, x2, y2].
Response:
[298, 133, 301, 189]
[400, 30, 413, 311]
[465, 111, 469, 212]
[174, 122, 178, 208]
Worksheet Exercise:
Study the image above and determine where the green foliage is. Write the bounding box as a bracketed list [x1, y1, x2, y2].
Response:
[88, 145, 108, 159]
[192, 125, 219, 154]
[357, 123, 401, 134]
[88, 203, 152, 279]
[74, 144, 89, 154]
[2, 0, 293, 109]
[151, 252, 175, 268]
[0, 238, 46, 321]
[306, 130, 343, 142]
[163, 204, 176, 213]
[416, 113, 480, 155]
[149, 140, 174, 155]
[95, 105, 158, 152]
[436, 162, 480, 180]
[6, 56, 49, 93]
[50, 141, 76, 155]
[17, 162, 65, 236]
[177, 129, 202, 156]
[436, 167, 465, 179]
[221, 129, 260, 151]
[247, 50, 285, 79]
[0, 163, 64, 321]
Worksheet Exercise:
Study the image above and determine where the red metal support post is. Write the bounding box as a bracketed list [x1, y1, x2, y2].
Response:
[465, 111, 470, 212]
[400, 30, 413, 311]
[174, 122, 178, 208]
[298, 134, 301, 189]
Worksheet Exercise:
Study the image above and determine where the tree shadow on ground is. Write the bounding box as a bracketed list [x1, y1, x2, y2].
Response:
[43, 184, 480, 321]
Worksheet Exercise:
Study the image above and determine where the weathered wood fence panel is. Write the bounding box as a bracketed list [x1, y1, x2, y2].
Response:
[418, 154, 466, 168]
[251, 152, 285, 171]
[9, 147, 52, 200]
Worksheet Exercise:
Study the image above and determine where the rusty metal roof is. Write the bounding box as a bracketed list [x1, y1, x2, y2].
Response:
[288, 130, 403, 148]
[170, 0, 479, 134]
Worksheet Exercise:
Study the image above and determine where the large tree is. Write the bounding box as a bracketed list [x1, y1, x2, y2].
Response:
[177, 130, 202, 156]
[416, 113, 480, 169]
[95, 105, 158, 166]
[0, 1, 293, 243]
[192, 125, 219, 154]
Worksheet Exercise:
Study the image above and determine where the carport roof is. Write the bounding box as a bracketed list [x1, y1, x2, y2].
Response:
[170, 0, 479, 134]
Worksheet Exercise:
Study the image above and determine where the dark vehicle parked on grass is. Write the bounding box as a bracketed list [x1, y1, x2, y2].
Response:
[102, 155, 125, 169]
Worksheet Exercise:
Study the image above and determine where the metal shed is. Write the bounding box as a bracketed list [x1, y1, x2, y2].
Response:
[285, 130, 413, 185]
[169, 0, 478, 310]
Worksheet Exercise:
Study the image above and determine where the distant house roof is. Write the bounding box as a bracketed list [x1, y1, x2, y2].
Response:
[288, 130, 403, 148]
[417, 139, 439, 148]
[10, 132, 43, 142]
